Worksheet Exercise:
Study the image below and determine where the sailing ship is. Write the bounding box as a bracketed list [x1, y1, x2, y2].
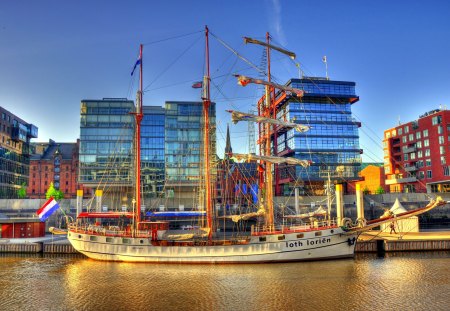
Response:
[65, 27, 445, 263]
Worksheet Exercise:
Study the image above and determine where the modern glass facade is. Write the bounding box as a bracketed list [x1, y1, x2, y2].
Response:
[164, 101, 216, 186]
[79, 99, 134, 187]
[275, 78, 361, 193]
[141, 106, 165, 197]
[0, 107, 37, 198]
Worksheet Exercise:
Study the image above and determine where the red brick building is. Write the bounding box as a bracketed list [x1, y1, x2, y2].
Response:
[27, 139, 84, 198]
[383, 108, 450, 193]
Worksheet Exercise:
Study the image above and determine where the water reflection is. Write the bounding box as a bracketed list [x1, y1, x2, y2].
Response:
[0, 252, 449, 311]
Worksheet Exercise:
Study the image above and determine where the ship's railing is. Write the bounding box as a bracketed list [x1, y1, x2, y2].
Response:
[68, 223, 153, 238]
[251, 219, 338, 235]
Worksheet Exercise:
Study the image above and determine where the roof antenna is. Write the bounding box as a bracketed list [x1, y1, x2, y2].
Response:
[322, 56, 328, 80]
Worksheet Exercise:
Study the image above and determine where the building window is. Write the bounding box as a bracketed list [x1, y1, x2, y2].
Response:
[427, 170, 432, 179]
[439, 136, 445, 144]
[418, 150, 423, 158]
[432, 115, 442, 125]
[405, 126, 409, 133]
[398, 128, 403, 135]
[440, 146, 445, 154]
[441, 156, 446, 165]
[417, 160, 424, 168]
[385, 132, 391, 139]
[424, 139, 429, 147]
[404, 154, 408, 161]
[402, 136, 407, 143]
[444, 166, 450, 176]
[416, 141, 422, 148]
[416, 132, 421, 139]
[423, 129, 429, 137]
[426, 159, 431, 166]
[438, 125, 443, 134]
[409, 134, 414, 141]
[410, 153, 416, 160]
[418, 171, 425, 179]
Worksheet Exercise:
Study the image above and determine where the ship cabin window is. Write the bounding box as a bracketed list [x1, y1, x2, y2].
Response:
[140, 240, 144, 244]
[259, 237, 266, 242]
[106, 237, 113, 243]
[315, 232, 322, 237]
[296, 233, 304, 239]
[122, 238, 131, 244]
[90, 236, 97, 242]
[278, 235, 285, 241]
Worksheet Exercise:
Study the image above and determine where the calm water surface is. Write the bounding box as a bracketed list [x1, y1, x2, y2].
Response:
[0, 252, 449, 311]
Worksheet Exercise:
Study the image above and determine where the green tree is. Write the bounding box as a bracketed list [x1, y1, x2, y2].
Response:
[54, 190, 65, 200]
[362, 186, 370, 195]
[17, 183, 27, 199]
[46, 182, 65, 200]
[375, 186, 385, 194]
[45, 182, 57, 199]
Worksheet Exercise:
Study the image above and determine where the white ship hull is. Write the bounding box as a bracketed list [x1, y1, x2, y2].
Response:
[67, 228, 357, 263]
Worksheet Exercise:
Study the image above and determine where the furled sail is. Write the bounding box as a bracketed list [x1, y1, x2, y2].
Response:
[226, 110, 310, 132]
[231, 153, 311, 167]
[234, 75, 304, 97]
[284, 206, 328, 219]
[231, 208, 265, 222]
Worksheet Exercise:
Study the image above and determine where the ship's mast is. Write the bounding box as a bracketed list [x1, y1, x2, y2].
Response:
[264, 32, 274, 230]
[203, 26, 213, 240]
[135, 44, 143, 225]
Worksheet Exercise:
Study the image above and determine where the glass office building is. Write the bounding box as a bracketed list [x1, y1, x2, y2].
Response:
[275, 78, 361, 194]
[79, 98, 134, 188]
[141, 106, 165, 198]
[0, 106, 38, 198]
[164, 101, 216, 188]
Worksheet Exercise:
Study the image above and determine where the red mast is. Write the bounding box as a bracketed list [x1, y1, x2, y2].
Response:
[203, 26, 213, 240]
[135, 44, 143, 224]
[264, 32, 274, 230]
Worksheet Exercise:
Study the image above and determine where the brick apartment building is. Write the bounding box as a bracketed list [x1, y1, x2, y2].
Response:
[383, 108, 450, 193]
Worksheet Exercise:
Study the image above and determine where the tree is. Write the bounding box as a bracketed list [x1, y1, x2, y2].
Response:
[54, 190, 65, 200]
[46, 182, 65, 200]
[362, 186, 370, 195]
[45, 182, 57, 199]
[375, 186, 385, 194]
[17, 183, 27, 199]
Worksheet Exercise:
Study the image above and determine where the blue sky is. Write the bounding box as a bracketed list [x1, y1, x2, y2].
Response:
[1, 0, 450, 163]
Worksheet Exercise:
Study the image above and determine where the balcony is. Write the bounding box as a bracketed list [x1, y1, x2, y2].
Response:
[385, 177, 417, 185]
[404, 165, 418, 172]
[403, 146, 417, 153]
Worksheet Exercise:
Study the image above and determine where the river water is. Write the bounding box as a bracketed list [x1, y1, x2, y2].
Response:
[0, 252, 449, 311]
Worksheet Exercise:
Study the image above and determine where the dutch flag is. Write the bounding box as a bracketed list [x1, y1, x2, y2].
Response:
[36, 198, 60, 222]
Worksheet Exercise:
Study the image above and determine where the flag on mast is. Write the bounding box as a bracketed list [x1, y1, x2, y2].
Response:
[36, 198, 60, 221]
[322, 56, 327, 63]
[131, 56, 142, 76]
[192, 81, 203, 88]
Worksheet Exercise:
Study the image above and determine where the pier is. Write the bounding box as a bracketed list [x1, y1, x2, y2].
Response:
[356, 231, 450, 253]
